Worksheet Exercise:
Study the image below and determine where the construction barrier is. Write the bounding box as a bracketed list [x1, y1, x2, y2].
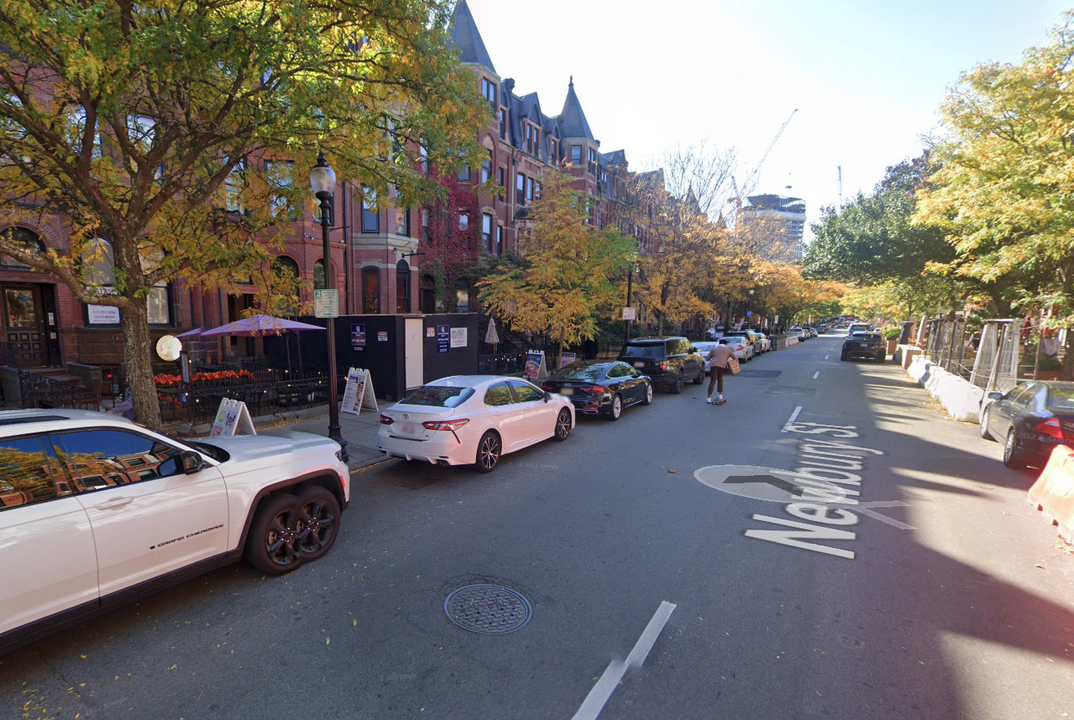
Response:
[906, 355, 984, 423]
[1028, 444, 1074, 544]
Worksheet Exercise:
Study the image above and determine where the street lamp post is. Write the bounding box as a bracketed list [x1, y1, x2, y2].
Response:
[747, 288, 755, 329]
[623, 264, 634, 348]
[310, 153, 347, 460]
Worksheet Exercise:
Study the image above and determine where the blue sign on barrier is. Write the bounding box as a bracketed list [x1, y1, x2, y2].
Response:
[351, 323, 366, 351]
[437, 325, 450, 354]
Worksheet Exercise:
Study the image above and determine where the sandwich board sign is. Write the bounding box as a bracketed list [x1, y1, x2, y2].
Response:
[341, 367, 379, 416]
[523, 351, 548, 381]
[210, 397, 256, 437]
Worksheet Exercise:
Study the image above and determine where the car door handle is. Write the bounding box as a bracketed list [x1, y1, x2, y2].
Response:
[94, 495, 134, 510]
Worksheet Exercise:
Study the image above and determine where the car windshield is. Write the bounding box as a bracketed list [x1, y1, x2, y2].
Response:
[694, 342, 719, 353]
[1047, 385, 1074, 409]
[853, 333, 883, 342]
[552, 364, 607, 381]
[400, 386, 475, 407]
[621, 343, 665, 358]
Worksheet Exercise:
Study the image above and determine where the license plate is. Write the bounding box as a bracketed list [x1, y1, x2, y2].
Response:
[634, 362, 645, 368]
[560, 387, 573, 395]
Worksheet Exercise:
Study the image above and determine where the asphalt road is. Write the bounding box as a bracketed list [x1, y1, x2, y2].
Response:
[4, 334, 1074, 720]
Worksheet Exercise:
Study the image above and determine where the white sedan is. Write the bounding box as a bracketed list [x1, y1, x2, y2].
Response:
[754, 333, 773, 353]
[378, 376, 575, 472]
[720, 337, 753, 361]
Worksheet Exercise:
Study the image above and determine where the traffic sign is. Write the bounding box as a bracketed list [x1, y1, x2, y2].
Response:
[314, 289, 338, 318]
[622, 307, 636, 321]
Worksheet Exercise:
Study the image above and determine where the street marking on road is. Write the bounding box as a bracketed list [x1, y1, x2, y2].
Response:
[781, 406, 803, 432]
[812, 371, 820, 380]
[571, 601, 676, 720]
[825, 354, 829, 360]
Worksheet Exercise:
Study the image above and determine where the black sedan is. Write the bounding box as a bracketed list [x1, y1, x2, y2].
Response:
[541, 361, 653, 420]
[840, 332, 886, 362]
[980, 381, 1074, 468]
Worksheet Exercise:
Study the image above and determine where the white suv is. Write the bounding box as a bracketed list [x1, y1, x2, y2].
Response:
[0, 409, 349, 654]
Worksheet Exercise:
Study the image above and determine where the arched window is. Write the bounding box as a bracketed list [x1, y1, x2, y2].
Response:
[0, 227, 46, 268]
[395, 260, 411, 313]
[273, 256, 301, 315]
[314, 259, 326, 290]
[362, 266, 380, 314]
[274, 255, 299, 278]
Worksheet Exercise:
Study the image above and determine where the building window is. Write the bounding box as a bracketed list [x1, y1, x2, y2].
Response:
[482, 213, 493, 254]
[419, 144, 429, 174]
[361, 187, 378, 233]
[516, 172, 525, 205]
[458, 164, 471, 182]
[549, 139, 557, 163]
[313, 259, 327, 290]
[395, 260, 411, 313]
[497, 167, 505, 187]
[223, 158, 245, 214]
[481, 78, 496, 113]
[396, 205, 410, 237]
[0, 227, 45, 268]
[535, 181, 542, 200]
[525, 177, 534, 203]
[458, 213, 469, 231]
[525, 124, 534, 155]
[362, 266, 380, 313]
[481, 152, 492, 184]
[421, 209, 430, 244]
[265, 160, 296, 220]
[499, 108, 508, 140]
[495, 225, 503, 257]
[588, 148, 597, 174]
[570, 145, 582, 165]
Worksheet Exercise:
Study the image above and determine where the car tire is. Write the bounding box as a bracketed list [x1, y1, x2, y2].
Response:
[642, 382, 654, 406]
[246, 493, 304, 575]
[295, 486, 341, 562]
[840, 352, 848, 361]
[475, 431, 501, 473]
[669, 372, 684, 394]
[553, 408, 572, 440]
[606, 394, 623, 421]
[1003, 429, 1027, 469]
[692, 367, 704, 384]
[979, 408, 993, 441]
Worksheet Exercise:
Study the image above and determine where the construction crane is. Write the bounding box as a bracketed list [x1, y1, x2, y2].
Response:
[727, 108, 798, 224]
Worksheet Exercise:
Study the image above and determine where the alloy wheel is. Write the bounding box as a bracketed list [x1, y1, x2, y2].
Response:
[554, 409, 572, 440]
[296, 495, 337, 558]
[265, 509, 301, 568]
[478, 432, 500, 471]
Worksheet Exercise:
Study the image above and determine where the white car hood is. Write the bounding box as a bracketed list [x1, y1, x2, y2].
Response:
[198, 431, 339, 466]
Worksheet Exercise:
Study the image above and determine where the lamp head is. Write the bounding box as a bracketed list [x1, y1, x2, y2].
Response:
[310, 152, 336, 198]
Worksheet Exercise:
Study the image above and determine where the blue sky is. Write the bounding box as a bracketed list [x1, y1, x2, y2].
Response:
[463, 0, 1072, 237]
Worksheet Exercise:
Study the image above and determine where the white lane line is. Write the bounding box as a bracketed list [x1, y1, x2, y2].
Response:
[781, 405, 803, 433]
[571, 601, 676, 720]
[825, 354, 829, 360]
[812, 371, 820, 380]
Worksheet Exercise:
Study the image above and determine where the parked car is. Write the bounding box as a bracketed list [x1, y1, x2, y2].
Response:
[840, 331, 886, 362]
[720, 336, 753, 362]
[0, 409, 350, 655]
[980, 381, 1074, 468]
[753, 332, 773, 353]
[541, 361, 653, 420]
[788, 326, 808, 340]
[722, 330, 763, 355]
[618, 337, 705, 394]
[379, 376, 574, 472]
[848, 322, 871, 334]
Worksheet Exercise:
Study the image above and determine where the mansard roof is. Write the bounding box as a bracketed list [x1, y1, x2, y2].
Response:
[558, 76, 596, 142]
[601, 149, 627, 169]
[449, 0, 496, 75]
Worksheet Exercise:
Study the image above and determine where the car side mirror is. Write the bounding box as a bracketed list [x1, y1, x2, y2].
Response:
[544, 392, 551, 403]
[181, 450, 205, 474]
[987, 391, 1003, 401]
[689, 347, 698, 353]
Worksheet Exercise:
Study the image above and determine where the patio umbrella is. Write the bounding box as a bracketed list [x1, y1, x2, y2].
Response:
[176, 327, 204, 338]
[485, 317, 500, 346]
[201, 314, 324, 337]
[201, 314, 325, 373]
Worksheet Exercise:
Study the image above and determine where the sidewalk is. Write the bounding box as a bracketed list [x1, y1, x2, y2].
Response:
[181, 404, 390, 473]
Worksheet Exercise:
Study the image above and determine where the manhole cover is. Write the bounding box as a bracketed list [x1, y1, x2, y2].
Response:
[444, 584, 532, 634]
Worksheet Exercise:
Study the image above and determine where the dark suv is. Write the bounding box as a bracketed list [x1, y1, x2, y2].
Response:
[618, 337, 705, 393]
[841, 331, 886, 362]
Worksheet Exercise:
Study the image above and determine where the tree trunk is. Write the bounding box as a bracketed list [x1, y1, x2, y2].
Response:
[657, 313, 664, 337]
[121, 301, 162, 429]
[1064, 329, 1074, 382]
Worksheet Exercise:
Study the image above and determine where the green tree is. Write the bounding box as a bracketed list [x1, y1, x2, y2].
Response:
[478, 170, 636, 366]
[0, 0, 485, 427]
[914, 11, 1074, 340]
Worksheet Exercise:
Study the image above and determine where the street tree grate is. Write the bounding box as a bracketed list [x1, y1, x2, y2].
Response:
[444, 584, 532, 635]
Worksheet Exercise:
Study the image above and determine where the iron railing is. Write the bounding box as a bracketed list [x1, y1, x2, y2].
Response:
[19, 371, 99, 411]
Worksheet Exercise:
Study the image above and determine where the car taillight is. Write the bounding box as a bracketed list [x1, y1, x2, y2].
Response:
[585, 385, 605, 395]
[1034, 417, 1064, 439]
[541, 384, 555, 391]
[657, 361, 669, 371]
[423, 419, 470, 431]
[380, 414, 394, 425]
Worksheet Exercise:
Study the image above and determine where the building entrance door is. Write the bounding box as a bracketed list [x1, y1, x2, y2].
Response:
[2, 284, 50, 367]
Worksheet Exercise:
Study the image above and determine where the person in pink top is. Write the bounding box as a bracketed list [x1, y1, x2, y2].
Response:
[705, 341, 736, 405]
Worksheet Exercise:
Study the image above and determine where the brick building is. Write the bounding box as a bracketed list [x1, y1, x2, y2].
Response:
[0, 0, 646, 377]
